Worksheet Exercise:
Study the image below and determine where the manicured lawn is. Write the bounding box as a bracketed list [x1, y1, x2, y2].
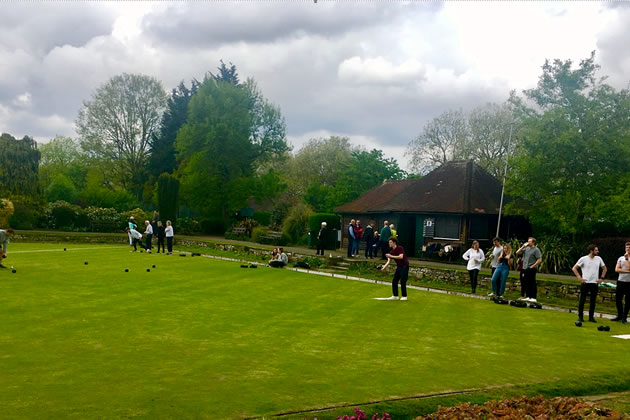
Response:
[1, 243, 630, 419]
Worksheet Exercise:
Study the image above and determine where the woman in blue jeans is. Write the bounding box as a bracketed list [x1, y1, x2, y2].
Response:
[490, 244, 513, 299]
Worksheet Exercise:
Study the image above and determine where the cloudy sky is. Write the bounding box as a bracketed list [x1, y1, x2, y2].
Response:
[1, 1, 629, 169]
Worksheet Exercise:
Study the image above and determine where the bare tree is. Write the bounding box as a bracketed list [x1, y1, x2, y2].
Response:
[76, 73, 168, 198]
[406, 109, 468, 174]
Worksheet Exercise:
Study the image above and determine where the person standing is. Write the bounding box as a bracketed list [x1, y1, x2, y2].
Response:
[316, 222, 327, 256]
[353, 220, 363, 257]
[364, 222, 375, 259]
[127, 216, 137, 246]
[490, 237, 503, 277]
[372, 230, 380, 258]
[156, 221, 166, 254]
[151, 210, 159, 246]
[572, 244, 607, 323]
[144, 220, 153, 253]
[463, 240, 485, 293]
[516, 237, 543, 303]
[489, 244, 513, 299]
[381, 237, 409, 301]
[379, 221, 391, 260]
[347, 219, 356, 258]
[165, 220, 174, 255]
[613, 242, 630, 323]
[0, 228, 15, 268]
[389, 223, 397, 239]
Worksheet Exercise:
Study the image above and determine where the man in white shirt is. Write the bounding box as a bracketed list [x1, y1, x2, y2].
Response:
[572, 244, 607, 323]
[613, 241, 630, 323]
[0, 228, 15, 268]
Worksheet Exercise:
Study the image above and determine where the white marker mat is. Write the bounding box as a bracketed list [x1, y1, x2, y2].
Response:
[612, 335, 630, 339]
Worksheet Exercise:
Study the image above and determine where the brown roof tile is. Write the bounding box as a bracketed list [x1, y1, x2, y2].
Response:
[336, 160, 503, 214]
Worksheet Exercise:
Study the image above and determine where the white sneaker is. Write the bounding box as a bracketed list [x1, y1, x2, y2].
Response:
[518, 297, 526, 301]
[386, 296, 399, 300]
[487, 292, 495, 297]
[400, 297, 408, 301]
[529, 298, 537, 303]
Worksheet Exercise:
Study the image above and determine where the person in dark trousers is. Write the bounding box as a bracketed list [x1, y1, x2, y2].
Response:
[151, 210, 159, 244]
[463, 240, 484, 293]
[144, 220, 153, 253]
[353, 220, 363, 257]
[379, 221, 391, 260]
[156, 221, 166, 254]
[516, 237, 543, 303]
[127, 227, 142, 252]
[347, 219, 356, 257]
[613, 242, 630, 323]
[371, 230, 380, 258]
[380, 237, 409, 300]
[165, 220, 174, 255]
[316, 222, 327, 256]
[270, 248, 288, 268]
[573, 244, 607, 323]
[364, 222, 374, 259]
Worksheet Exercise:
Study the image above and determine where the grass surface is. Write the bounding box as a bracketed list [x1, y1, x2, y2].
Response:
[2, 243, 630, 419]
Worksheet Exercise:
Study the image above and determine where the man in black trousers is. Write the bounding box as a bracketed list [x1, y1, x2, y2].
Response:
[613, 242, 630, 323]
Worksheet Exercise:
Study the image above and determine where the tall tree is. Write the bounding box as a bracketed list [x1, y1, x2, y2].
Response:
[157, 173, 179, 226]
[149, 80, 199, 178]
[406, 109, 468, 174]
[39, 135, 86, 193]
[0, 133, 40, 197]
[506, 52, 630, 237]
[176, 76, 288, 221]
[76, 73, 168, 198]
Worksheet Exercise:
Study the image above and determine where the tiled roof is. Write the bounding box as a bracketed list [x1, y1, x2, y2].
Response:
[335, 160, 503, 215]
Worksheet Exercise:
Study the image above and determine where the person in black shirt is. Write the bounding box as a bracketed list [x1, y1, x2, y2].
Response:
[156, 221, 166, 253]
[316, 222, 327, 256]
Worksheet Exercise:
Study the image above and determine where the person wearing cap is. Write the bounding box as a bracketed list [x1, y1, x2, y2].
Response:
[316, 222, 327, 256]
[0, 228, 15, 268]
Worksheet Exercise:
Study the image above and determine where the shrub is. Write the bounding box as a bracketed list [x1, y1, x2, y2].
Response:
[199, 218, 225, 235]
[8, 195, 44, 229]
[282, 203, 313, 244]
[270, 201, 292, 229]
[46, 174, 78, 203]
[252, 211, 271, 226]
[121, 208, 152, 227]
[177, 217, 201, 235]
[45, 200, 79, 229]
[308, 213, 340, 232]
[0, 198, 15, 227]
[86, 207, 121, 232]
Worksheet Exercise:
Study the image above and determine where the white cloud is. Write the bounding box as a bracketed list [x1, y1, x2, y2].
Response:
[338, 56, 425, 86]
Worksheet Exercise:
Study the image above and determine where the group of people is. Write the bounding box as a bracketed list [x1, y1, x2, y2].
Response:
[268, 247, 288, 268]
[571, 242, 630, 325]
[346, 220, 397, 259]
[126, 211, 174, 255]
[462, 237, 542, 302]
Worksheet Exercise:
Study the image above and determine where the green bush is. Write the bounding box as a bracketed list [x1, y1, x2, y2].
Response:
[282, 203, 313, 244]
[8, 195, 44, 229]
[47, 174, 78, 203]
[270, 201, 292, 228]
[252, 211, 271, 226]
[86, 207, 121, 232]
[200, 218, 225, 235]
[45, 200, 79, 229]
[177, 217, 201, 235]
[121, 208, 152, 227]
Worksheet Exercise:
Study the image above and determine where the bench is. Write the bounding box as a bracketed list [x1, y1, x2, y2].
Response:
[260, 230, 283, 244]
[231, 227, 248, 236]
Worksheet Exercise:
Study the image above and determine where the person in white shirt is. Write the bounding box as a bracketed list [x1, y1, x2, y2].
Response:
[127, 227, 142, 252]
[463, 240, 485, 293]
[165, 220, 174, 255]
[572, 244, 607, 323]
[0, 228, 15, 268]
[613, 241, 630, 323]
[144, 220, 153, 253]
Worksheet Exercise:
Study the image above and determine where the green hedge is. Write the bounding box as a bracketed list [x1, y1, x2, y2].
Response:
[252, 211, 271, 226]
